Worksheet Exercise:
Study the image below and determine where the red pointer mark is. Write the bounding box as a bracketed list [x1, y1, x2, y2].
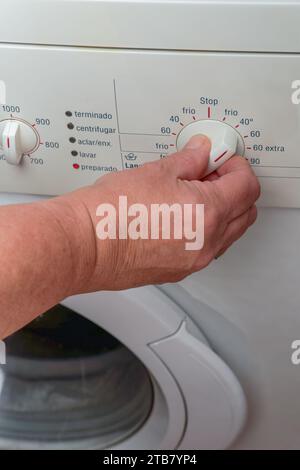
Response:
[214, 150, 227, 163]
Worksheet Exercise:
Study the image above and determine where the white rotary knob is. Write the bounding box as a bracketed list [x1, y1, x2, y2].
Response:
[0, 119, 39, 165]
[176, 119, 245, 176]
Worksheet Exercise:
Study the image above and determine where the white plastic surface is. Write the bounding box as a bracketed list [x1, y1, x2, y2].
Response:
[1, 1, 300, 53]
[151, 321, 247, 449]
[0, 46, 300, 207]
[176, 119, 244, 176]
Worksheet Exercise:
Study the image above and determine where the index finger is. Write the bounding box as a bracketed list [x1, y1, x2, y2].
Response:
[209, 156, 261, 221]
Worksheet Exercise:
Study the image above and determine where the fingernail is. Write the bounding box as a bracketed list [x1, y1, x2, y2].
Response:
[184, 134, 209, 150]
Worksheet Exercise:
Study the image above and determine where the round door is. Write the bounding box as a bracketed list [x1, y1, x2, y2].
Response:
[62, 287, 247, 449]
[0, 286, 246, 450]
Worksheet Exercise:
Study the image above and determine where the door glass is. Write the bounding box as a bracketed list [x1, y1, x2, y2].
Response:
[0, 304, 153, 449]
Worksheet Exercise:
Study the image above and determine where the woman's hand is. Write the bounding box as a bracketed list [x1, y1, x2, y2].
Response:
[47, 135, 260, 293]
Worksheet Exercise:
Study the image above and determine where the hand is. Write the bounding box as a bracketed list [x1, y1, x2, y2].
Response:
[45, 135, 260, 294]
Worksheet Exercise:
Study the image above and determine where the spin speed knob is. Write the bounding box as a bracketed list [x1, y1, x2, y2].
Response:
[176, 120, 245, 176]
[0, 119, 39, 165]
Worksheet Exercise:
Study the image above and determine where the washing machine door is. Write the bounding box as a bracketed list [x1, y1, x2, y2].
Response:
[61, 287, 247, 449]
[0, 287, 246, 450]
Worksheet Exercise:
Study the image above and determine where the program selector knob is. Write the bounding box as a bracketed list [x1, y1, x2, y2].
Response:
[0, 119, 39, 165]
[176, 119, 245, 176]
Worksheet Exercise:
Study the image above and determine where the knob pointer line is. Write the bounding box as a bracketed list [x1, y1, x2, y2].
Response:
[176, 119, 245, 177]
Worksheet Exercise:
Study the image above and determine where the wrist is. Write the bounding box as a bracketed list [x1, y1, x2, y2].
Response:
[39, 189, 97, 296]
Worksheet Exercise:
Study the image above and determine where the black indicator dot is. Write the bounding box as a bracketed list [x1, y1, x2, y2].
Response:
[67, 123, 74, 130]
[65, 111, 73, 117]
[71, 150, 78, 157]
[69, 137, 76, 144]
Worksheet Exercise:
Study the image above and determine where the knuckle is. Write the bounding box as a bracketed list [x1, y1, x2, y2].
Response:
[195, 181, 224, 223]
[249, 205, 258, 225]
[244, 163, 261, 197]
[242, 171, 261, 203]
[252, 174, 261, 200]
[205, 204, 220, 232]
[209, 189, 226, 223]
[194, 250, 215, 271]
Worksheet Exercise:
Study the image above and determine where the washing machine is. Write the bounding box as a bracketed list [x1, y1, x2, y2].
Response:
[0, 0, 300, 450]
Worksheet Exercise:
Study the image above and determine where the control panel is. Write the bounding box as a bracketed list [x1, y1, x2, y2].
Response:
[0, 45, 300, 207]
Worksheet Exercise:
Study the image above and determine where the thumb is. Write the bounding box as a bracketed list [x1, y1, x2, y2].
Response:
[165, 135, 211, 180]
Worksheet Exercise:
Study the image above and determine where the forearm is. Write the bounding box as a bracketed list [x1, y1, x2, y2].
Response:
[0, 194, 95, 339]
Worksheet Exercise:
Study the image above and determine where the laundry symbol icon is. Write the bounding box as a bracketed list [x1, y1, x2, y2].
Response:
[124, 153, 137, 161]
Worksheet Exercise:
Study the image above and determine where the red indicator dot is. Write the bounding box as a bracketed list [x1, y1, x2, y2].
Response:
[73, 163, 80, 170]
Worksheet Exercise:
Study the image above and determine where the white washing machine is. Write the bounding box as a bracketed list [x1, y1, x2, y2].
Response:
[0, 0, 300, 450]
